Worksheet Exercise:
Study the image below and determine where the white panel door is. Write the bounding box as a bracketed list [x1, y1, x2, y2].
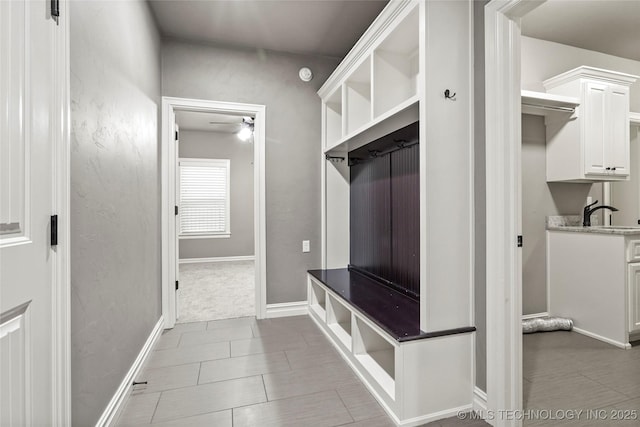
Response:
[607, 85, 630, 176]
[0, 0, 59, 424]
[629, 263, 640, 333]
[583, 82, 608, 176]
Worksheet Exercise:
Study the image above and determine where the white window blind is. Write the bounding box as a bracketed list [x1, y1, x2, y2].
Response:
[179, 158, 230, 237]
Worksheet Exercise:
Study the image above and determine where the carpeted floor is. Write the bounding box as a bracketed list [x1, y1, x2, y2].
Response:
[177, 261, 255, 323]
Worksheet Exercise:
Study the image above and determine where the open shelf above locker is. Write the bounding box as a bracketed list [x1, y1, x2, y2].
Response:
[521, 90, 580, 116]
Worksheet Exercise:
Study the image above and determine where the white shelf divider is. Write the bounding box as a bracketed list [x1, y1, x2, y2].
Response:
[326, 295, 352, 350]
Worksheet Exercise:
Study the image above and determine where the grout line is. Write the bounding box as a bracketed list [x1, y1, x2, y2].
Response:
[333, 387, 356, 425]
[261, 374, 269, 401]
[150, 391, 162, 424]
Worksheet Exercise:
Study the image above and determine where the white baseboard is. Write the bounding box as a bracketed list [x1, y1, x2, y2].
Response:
[572, 326, 631, 350]
[96, 316, 164, 427]
[265, 301, 308, 319]
[179, 255, 255, 264]
[473, 386, 493, 425]
[522, 312, 549, 320]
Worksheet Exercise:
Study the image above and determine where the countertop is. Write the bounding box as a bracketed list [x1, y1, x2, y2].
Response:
[547, 226, 640, 235]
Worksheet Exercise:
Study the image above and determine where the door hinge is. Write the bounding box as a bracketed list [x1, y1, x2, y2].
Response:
[517, 235, 523, 248]
[175, 130, 179, 141]
[51, 215, 58, 246]
[175, 280, 179, 291]
[51, 0, 60, 25]
[175, 205, 179, 215]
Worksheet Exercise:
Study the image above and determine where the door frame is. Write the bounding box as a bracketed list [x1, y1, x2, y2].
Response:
[53, 1, 71, 423]
[161, 97, 267, 328]
[484, 1, 545, 425]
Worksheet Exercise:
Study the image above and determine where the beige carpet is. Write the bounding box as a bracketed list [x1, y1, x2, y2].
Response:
[177, 260, 255, 323]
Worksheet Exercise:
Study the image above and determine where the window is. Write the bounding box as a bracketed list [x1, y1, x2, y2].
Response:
[179, 158, 230, 238]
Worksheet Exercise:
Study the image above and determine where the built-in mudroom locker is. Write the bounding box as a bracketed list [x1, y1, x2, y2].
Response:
[307, 1, 476, 426]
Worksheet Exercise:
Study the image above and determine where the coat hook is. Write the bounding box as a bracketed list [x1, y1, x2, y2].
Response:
[444, 89, 456, 100]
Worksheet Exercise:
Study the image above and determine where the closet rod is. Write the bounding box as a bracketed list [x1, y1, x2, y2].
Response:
[522, 103, 575, 113]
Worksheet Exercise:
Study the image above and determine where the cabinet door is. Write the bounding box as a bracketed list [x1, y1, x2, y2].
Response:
[583, 82, 608, 176]
[607, 85, 630, 176]
[629, 263, 640, 333]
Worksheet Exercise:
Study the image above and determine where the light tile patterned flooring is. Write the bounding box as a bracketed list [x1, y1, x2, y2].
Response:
[115, 315, 487, 427]
[522, 331, 640, 426]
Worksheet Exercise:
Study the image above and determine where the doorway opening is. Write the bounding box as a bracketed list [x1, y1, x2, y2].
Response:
[161, 97, 266, 329]
[175, 110, 256, 323]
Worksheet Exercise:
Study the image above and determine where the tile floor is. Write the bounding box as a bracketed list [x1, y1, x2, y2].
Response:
[522, 331, 640, 426]
[115, 315, 487, 427]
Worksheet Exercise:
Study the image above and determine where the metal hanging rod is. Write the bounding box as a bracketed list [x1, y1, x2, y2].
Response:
[349, 139, 419, 166]
[522, 103, 576, 113]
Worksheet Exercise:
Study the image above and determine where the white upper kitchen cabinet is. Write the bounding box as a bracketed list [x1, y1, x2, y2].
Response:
[544, 66, 638, 182]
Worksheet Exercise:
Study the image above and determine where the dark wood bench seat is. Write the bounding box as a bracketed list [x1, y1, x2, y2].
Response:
[308, 268, 475, 343]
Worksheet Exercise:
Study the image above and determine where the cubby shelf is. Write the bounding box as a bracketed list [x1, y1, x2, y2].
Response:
[322, 3, 420, 153]
[325, 95, 419, 154]
[327, 295, 352, 350]
[307, 272, 475, 423]
[309, 280, 326, 321]
[630, 112, 640, 126]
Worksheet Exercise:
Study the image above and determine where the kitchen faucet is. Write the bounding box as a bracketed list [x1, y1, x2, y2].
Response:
[583, 200, 619, 227]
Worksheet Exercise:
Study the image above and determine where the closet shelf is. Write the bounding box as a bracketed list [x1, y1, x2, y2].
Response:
[325, 95, 419, 155]
[630, 112, 640, 126]
[521, 90, 580, 116]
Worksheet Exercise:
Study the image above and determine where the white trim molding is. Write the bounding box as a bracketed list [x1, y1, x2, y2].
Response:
[473, 386, 488, 418]
[485, 1, 546, 426]
[179, 256, 255, 264]
[161, 97, 267, 329]
[521, 312, 549, 321]
[265, 301, 309, 319]
[572, 327, 631, 350]
[96, 316, 164, 427]
[53, 0, 71, 424]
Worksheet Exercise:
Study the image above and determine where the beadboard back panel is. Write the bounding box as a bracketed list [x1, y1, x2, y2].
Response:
[349, 123, 420, 297]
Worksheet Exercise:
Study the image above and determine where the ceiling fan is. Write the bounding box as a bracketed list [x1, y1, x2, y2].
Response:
[208, 116, 254, 140]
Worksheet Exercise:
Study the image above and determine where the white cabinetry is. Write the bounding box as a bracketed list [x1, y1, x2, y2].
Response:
[548, 231, 640, 347]
[316, 0, 474, 425]
[628, 262, 640, 334]
[544, 66, 638, 182]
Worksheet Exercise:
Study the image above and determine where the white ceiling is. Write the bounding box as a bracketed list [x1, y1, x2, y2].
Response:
[522, 0, 640, 62]
[175, 110, 249, 133]
[148, 0, 388, 58]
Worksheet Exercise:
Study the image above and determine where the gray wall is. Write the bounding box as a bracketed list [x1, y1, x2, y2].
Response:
[178, 129, 254, 259]
[162, 40, 339, 304]
[70, 1, 161, 425]
[521, 115, 601, 315]
[473, 0, 488, 393]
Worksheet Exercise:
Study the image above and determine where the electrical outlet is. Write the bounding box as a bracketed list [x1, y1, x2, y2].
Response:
[302, 240, 310, 253]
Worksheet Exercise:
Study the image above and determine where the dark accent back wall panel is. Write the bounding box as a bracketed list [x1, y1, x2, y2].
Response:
[349, 125, 420, 297]
[390, 143, 420, 293]
[350, 156, 392, 280]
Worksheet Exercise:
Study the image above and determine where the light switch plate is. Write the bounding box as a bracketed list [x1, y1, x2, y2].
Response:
[302, 240, 310, 253]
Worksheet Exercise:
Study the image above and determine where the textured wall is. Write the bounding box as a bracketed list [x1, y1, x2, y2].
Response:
[162, 41, 339, 303]
[70, 1, 161, 425]
[178, 130, 254, 259]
